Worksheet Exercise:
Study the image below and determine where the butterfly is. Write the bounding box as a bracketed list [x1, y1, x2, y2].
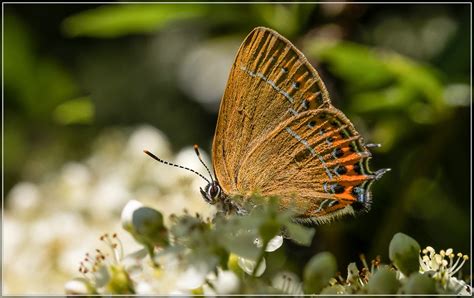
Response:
[146, 27, 389, 225]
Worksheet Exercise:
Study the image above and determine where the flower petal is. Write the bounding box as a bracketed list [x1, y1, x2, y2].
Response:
[210, 270, 240, 294]
[237, 256, 266, 277]
[121, 200, 144, 231]
[64, 278, 95, 294]
[176, 262, 209, 290]
[265, 235, 283, 252]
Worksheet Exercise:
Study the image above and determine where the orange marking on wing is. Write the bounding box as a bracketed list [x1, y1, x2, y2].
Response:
[334, 186, 359, 202]
[337, 152, 367, 164]
[337, 175, 370, 185]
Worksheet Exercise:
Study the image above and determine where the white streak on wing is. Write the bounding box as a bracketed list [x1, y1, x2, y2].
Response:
[315, 199, 329, 212]
[280, 90, 294, 103]
[323, 182, 329, 193]
[240, 66, 294, 103]
[288, 108, 298, 116]
[256, 72, 267, 80]
[285, 127, 333, 180]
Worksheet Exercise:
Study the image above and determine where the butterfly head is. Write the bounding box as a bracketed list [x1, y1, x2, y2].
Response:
[200, 181, 222, 204]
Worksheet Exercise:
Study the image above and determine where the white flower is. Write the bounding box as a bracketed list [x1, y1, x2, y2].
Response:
[74, 233, 129, 293]
[203, 269, 240, 295]
[448, 276, 472, 296]
[126, 125, 171, 160]
[7, 182, 40, 215]
[419, 246, 471, 294]
[272, 271, 304, 295]
[91, 174, 134, 218]
[131, 252, 210, 294]
[253, 235, 284, 252]
[175, 262, 210, 290]
[237, 235, 284, 277]
[64, 278, 95, 294]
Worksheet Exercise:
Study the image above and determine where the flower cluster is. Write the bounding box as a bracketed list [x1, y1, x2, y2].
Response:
[65, 199, 471, 295]
[419, 246, 470, 294]
[4, 126, 212, 294]
[66, 197, 300, 295]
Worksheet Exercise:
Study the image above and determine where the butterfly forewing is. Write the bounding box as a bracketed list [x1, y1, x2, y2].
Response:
[213, 27, 331, 193]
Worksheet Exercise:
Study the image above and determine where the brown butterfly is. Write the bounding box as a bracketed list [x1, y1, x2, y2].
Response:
[146, 27, 389, 224]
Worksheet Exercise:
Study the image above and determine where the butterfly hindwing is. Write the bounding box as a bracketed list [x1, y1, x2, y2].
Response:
[234, 108, 377, 224]
[213, 27, 331, 194]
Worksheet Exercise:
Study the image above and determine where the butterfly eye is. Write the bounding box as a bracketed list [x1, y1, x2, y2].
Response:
[281, 66, 289, 73]
[307, 120, 316, 128]
[208, 184, 221, 199]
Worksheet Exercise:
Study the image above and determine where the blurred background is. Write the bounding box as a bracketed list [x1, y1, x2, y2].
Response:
[3, 3, 471, 294]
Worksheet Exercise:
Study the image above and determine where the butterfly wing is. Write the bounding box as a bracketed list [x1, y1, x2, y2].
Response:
[235, 107, 380, 224]
[213, 27, 331, 194]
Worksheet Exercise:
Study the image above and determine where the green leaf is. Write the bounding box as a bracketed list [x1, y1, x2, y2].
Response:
[62, 4, 206, 38]
[53, 97, 94, 125]
[4, 14, 79, 119]
[285, 222, 315, 246]
[307, 40, 394, 91]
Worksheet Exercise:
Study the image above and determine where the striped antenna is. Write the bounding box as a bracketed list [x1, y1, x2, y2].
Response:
[193, 144, 215, 183]
[143, 150, 210, 184]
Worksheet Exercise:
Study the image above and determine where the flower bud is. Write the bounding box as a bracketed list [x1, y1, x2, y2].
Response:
[303, 252, 337, 294]
[400, 272, 436, 294]
[389, 232, 420, 276]
[122, 200, 168, 247]
[131, 206, 168, 246]
[121, 200, 143, 233]
[367, 266, 400, 294]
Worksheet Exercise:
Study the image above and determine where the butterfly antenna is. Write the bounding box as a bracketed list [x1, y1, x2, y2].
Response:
[143, 150, 210, 184]
[193, 144, 215, 183]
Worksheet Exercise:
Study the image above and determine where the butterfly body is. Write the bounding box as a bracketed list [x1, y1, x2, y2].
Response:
[199, 27, 389, 224]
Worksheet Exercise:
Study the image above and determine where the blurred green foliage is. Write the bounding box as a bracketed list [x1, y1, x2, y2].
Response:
[62, 4, 206, 38]
[4, 2, 470, 281]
